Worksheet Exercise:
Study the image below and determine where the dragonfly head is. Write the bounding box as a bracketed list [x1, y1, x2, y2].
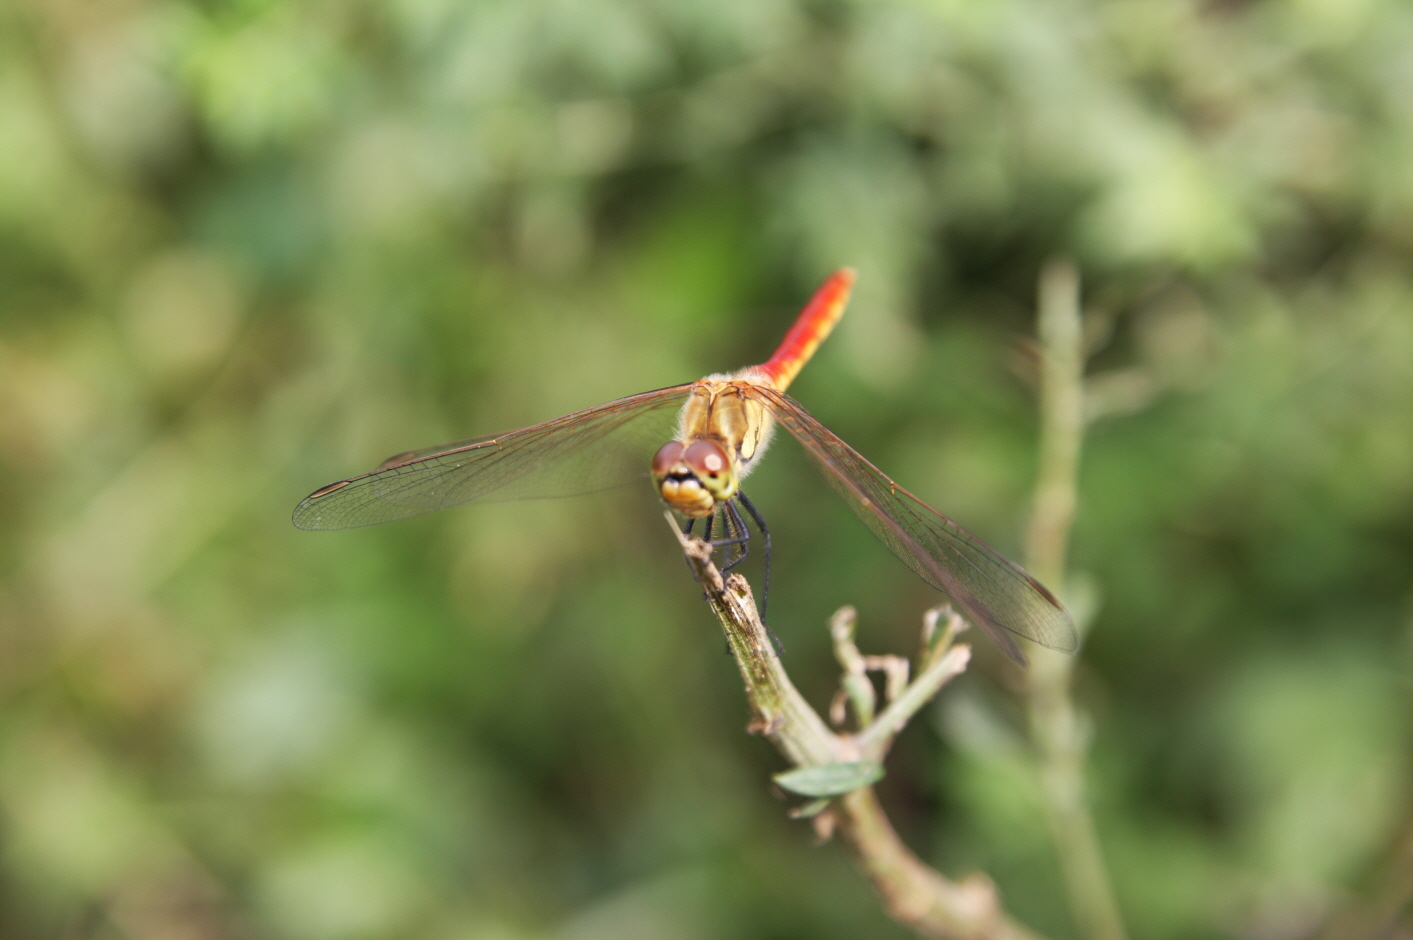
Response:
[652, 439, 737, 518]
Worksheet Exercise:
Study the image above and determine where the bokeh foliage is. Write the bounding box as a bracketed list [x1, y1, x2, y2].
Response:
[2, 0, 1412, 938]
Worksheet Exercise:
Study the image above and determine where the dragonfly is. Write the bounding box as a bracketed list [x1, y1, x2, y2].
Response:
[293, 270, 1077, 664]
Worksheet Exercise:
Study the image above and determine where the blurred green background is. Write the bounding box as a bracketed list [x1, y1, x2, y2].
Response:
[3, 0, 1412, 938]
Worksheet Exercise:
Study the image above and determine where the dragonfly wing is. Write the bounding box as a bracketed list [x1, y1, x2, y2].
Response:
[294, 384, 694, 530]
[756, 387, 1078, 663]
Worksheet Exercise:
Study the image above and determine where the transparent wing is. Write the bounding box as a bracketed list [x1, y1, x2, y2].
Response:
[293, 384, 694, 530]
[755, 386, 1077, 663]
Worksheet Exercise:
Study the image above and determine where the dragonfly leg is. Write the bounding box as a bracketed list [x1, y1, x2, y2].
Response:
[734, 490, 782, 654]
[681, 511, 747, 607]
[684, 508, 747, 654]
[702, 510, 735, 570]
[736, 490, 771, 621]
[718, 501, 751, 573]
[681, 516, 717, 605]
[677, 502, 776, 654]
[683, 517, 702, 586]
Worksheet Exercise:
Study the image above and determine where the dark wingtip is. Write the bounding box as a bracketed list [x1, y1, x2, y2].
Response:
[292, 479, 352, 530]
[306, 479, 353, 500]
[1026, 572, 1064, 609]
[1024, 572, 1081, 654]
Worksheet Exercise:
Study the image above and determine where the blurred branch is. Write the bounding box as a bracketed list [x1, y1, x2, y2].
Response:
[668, 517, 1044, 940]
[853, 606, 970, 757]
[1024, 261, 1128, 940]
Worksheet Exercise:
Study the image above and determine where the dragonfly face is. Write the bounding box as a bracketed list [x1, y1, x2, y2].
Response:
[652, 439, 732, 516]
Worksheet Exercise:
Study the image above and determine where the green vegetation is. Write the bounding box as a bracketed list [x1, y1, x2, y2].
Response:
[2, 0, 1410, 937]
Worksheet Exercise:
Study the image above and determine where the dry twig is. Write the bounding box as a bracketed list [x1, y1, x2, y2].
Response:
[668, 516, 1043, 940]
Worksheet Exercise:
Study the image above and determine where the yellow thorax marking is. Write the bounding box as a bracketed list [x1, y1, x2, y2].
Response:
[678, 380, 775, 479]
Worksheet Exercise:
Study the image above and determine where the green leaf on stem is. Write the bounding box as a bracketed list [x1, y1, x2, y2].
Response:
[787, 798, 833, 819]
[774, 761, 884, 797]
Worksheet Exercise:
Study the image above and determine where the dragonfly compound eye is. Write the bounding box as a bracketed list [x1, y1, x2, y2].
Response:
[683, 440, 736, 500]
[651, 441, 685, 479]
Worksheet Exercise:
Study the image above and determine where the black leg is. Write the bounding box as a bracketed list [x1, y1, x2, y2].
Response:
[684, 510, 747, 596]
[682, 515, 720, 598]
[678, 495, 779, 655]
[736, 490, 771, 622]
[719, 500, 751, 573]
[699, 503, 750, 572]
